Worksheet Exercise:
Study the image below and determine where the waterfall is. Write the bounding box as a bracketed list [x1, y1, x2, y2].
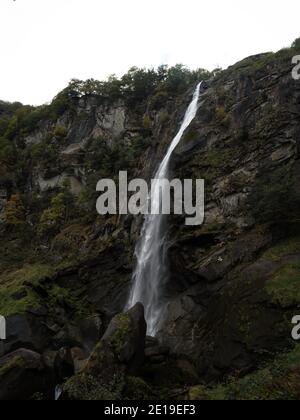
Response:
[127, 82, 202, 336]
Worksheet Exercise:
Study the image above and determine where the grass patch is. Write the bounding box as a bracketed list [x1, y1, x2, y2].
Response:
[263, 237, 300, 262]
[0, 264, 55, 316]
[189, 345, 300, 400]
[265, 261, 300, 307]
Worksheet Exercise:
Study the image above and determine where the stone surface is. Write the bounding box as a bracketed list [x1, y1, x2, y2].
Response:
[0, 349, 51, 400]
[62, 303, 146, 400]
[1, 47, 300, 399]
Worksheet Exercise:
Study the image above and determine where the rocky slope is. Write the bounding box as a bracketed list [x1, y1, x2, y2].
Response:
[0, 40, 300, 399]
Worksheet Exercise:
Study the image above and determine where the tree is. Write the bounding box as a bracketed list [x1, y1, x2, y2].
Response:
[38, 188, 75, 238]
[292, 37, 300, 52]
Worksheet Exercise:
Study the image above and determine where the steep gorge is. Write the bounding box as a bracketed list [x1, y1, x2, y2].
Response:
[1, 41, 300, 399]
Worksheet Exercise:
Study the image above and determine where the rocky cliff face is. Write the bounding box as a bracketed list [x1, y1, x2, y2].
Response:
[0, 43, 300, 399]
[160, 50, 300, 379]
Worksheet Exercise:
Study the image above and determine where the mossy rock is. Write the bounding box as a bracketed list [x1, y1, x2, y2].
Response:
[123, 376, 155, 400]
[64, 372, 125, 400]
[265, 261, 300, 307]
[63, 304, 146, 400]
[0, 355, 26, 378]
[105, 313, 131, 358]
[189, 345, 300, 400]
[263, 236, 300, 307]
[0, 264, 54, 316]
[0, 349, 50, 400]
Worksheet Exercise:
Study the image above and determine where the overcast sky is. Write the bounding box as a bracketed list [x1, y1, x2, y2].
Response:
[1, 0, 300, 105]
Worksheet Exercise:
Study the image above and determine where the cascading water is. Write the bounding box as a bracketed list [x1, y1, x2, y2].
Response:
[127, 82, 202, 336]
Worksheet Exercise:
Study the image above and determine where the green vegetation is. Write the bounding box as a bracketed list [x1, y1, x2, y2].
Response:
[124, 376, 154, 400]
[53, 125, 68, 138]
[215, 106, 229, 125]
[215, 37, 300, 83]
[0, 264, 54, 316]
[4, 194, 25, 226]
[38, 190, 76, 238]
[292, 37, 300, 52]
[0, 355, 26, 378]
[265, 261, 300, 307]
[67, 65, 211, 105]
[0, 260, 91, 318]
[107, 313, 131, 358]
[30, 141, 59, 168]
[64, 373, 124, 400]
[189, 345, 300, 400]
[263, 236, 300, 262]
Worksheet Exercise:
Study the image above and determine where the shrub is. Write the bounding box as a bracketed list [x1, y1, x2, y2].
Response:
[0, 137, 15, 165]
[292, 37, 300, 52]
[215, 106, 231, 127]
[31, 142, 59, 168]
[38, 190, 75, 238]
[142, 115, 152, 131]
[54, 125, 68, 138]
[149, 90, 169, 110]
[4, 194, 26, 226]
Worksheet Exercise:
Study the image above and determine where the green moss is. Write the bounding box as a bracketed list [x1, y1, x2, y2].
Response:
[265, 261, 300, 307]
[0, 356, 26, 378]
[189, 345, 300, 400]
[263, 237, 300, 262]
[64, 372, 124, 400]
[215, 106, 230, 127]
[159, 111, 170, 125]
[124, 376, 155, 400]
[189, 384, 226, 400]
[0, 262, 89, 319]
[142, 115, 152, 131]
[260, 236, 300, 307]
[0, 264, 55, 316]
[47, 282, 90, 319]
[30, 392, 46, 400]
[108, 313, 131, 357]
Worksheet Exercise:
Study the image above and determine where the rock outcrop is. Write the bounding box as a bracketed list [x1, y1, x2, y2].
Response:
[1, 42, 300, 399]
[0, 349, 52, 400]
[63, 303, 146, 400]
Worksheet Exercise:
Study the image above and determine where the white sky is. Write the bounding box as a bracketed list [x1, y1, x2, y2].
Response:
[1, 0, 300, 105]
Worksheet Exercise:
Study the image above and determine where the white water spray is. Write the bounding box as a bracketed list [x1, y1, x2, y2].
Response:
[127, 82, 202, 336]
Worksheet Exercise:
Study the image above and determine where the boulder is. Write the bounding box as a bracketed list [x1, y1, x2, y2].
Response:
[0, 314, 51, 358]
[63, 303, 146, 400]
[100, 302, 146, 372]
[0, 349, 51, 400]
